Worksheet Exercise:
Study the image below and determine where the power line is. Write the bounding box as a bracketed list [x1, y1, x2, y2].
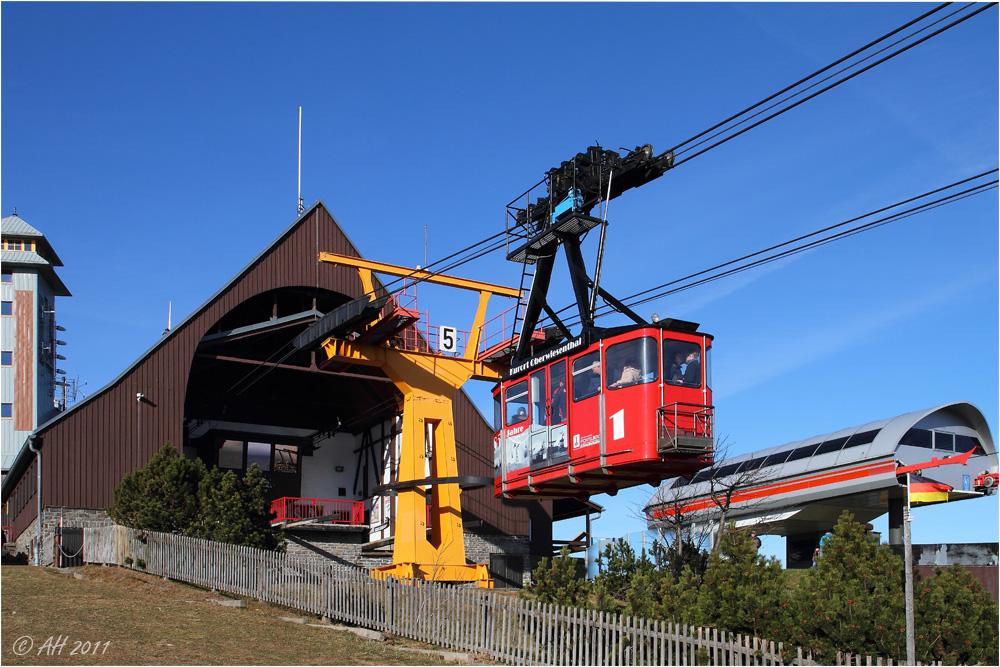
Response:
[670, 3, 997, 167]
[667, 3, 954, 159]
[554, 171, 997, 328]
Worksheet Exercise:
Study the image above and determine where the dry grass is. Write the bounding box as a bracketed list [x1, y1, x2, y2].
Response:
[1, 565, 451, 666]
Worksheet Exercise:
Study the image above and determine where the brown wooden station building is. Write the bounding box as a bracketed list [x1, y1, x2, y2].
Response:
[1, 202, 591, 585]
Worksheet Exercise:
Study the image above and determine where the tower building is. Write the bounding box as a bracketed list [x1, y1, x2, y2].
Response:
[1, 213, 71, 474]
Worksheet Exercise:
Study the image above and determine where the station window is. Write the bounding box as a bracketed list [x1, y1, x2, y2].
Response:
[845, 429, 880, 448]
[899, 428, 933, 449]
[1, 301, 11, 316]
[784, 441, 822, 463]
[247, 441, 272, 471]
[548, 360, 568, 425]
[1, 351, 11, 366]
[606, 337, 658, 389]
[1, 403, 11, 419]
[813, 436, 849, 457]
[273, 444, 299, 474]
[218, 440, 244, 469]
[762, 449, 793, 467]
[572, 352, 601, 402]
[1, 271, 11, 283]
[663, 340, 702, 388]
[955, 435, 981, 454]
[505, 380, 529, 426]
[933, 431, 955, 452]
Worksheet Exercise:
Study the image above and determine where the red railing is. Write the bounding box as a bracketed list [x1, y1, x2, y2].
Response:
[1, 526, 12, 542]
[270, 497, 365, 527]
[657, 403, 715, 454]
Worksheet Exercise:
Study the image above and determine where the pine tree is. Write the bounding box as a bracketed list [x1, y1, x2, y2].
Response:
[594, 537, 653, 603]
[915, 564, 999, 665]
[658, 563, 702, 625]
[522, 546, 587, 607]
[109, 445, 204, 533]
[790, 511, 906, 661]
[695, 524, 790, 640]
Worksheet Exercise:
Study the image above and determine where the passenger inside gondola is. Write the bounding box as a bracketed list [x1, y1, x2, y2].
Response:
[573, 353, 602, 401]
[664, 341, 702, 387]
[550, 378, 567, 423]
[509, 407, 527, 425]
[669, 351, 685, 384]
[611, 357, 642, 388]
[682, 350, 701, 386]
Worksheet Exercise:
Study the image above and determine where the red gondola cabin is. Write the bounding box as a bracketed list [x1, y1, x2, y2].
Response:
[493, 319, 715, 499]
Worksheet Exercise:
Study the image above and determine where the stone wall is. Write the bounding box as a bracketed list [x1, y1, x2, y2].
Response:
[284, 527, 533, 586]
[465, 532, 532, 586]
[283, 527, 391, 570]
[13, 507, 111, 567]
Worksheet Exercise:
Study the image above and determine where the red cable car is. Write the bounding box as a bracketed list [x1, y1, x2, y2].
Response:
[492, 319, 715, 499]
[491, 142, 715, 499]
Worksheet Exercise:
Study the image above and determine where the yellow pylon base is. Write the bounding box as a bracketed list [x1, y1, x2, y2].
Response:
[371, 562, 493, 588]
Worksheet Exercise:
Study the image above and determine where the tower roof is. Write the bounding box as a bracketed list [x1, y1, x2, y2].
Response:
[2, 214, 66, 266]
[1, 214, 70, 295]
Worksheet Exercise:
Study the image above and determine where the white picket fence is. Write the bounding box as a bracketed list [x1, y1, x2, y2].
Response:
[83, 526, 923, 666]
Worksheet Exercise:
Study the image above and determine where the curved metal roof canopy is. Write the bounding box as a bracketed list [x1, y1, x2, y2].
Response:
[645, 402, 997, 536]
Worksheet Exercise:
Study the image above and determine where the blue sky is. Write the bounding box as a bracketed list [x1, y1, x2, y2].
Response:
[3, 2, 997, 562]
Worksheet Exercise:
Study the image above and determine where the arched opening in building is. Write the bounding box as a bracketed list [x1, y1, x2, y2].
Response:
[183, 286, 401, 506]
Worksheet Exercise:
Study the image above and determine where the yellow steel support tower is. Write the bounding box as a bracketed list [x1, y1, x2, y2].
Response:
[318, 253, 519, 587]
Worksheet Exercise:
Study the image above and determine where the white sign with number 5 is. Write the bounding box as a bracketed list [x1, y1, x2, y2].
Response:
[439, 325, 458, 353]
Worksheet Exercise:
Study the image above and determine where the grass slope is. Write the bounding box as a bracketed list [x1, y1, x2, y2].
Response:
[1, 565, 447, 666]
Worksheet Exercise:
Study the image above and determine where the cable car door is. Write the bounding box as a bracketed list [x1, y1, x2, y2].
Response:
[569, 350, 603, 459]
[528, 369, 549, 467]
[502, 379, 530, 477]
[603, 336, 660, 457]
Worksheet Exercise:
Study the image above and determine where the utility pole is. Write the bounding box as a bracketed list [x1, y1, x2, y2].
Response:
[903, 476, 916, 664]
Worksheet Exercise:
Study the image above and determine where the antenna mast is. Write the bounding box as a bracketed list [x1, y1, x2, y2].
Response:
[297, 106, 305, 214]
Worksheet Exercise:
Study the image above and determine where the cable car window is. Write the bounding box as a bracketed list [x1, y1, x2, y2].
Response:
[505, 380, 529, 426]
[899, 428, 933, 449]
[549, 360, 568, 425]
[663, 340, 702, 388]
[493, 393, 503, 434]
[933, 431, 955, 452]
[531, 370, 548, 426]
[572, 352, 601, 402]
[955, 435, 981, 454]
[607, 337, 658, 389]
[705, 345, 712, 390]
